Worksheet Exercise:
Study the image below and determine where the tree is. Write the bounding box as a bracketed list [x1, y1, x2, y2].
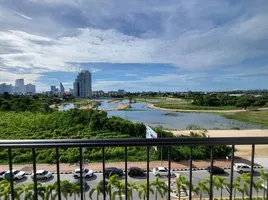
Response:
[198, 179, 210, 200]
[151, 176, 168, 200]
[138, 182, 154, 200]
[89, 180, 107, 200]
[175, 174, 189, 200]
[127, 181, 138, 200]
[213, 176, 228, 200]
[107, 174, 120, 200]
[260, 169, 268, 198]
[252, 180, 263, 199]
[235, 173, 250, 200]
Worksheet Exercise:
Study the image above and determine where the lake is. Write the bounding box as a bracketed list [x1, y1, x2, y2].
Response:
[59, 99, 261, 130]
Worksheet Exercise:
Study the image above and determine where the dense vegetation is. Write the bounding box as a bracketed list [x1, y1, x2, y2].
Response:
[0, 94, 232, 164]
[191, 94, 268, 109]
[223, 111, 268, 128]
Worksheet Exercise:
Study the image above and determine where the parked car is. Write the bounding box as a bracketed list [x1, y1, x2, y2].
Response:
[31, 170, 53, 180]
[4, 170, 25, 180]
[128, 167, 146, 177]
[69, 179, 89, 191]
[73, 168, 94, 179]
[0, 171, 6, 179]
[233, 163, 251, 173]
[104, 167, 123, 177]
[207, 166, 225, 174]
[152, 167, 173, 177]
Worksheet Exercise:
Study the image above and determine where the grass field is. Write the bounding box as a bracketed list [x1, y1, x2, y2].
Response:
[223, 111, 268, 128]
[152, 98, 238, 110]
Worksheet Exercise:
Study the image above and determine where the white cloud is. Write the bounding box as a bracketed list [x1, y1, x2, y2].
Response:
[0, 0, 268, 91]
[13, 12, 32, 20]
[125, 73, 138, 77]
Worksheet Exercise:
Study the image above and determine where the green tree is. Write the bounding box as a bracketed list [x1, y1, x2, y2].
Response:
[151, 176, 168, 200]
[213, 176, 228, 200]
[175, 174, 189, 200]
[198, 179, 210, 200]
[260, 169, 268, 198]
[235, 173, 250, 200]
[89, 180, 107, 200]
[138, 182, 154, 200]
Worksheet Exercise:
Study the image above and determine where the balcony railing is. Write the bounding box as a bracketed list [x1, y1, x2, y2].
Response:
[1, 137, 268, 200]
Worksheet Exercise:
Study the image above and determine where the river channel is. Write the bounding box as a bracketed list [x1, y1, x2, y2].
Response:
[59, 99, 261, 130]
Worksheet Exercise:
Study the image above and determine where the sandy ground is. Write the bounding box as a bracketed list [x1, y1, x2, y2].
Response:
[79, 104, 93, 110]
[115, 103, 129, 110]
[148, 103, 268, 113]
[172, 129, 268, 158]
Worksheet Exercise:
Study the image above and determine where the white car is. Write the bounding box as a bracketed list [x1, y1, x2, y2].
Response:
[31, 170, 53, 180]
[152, 167, 173, 176]
[73, 168, 94, 178]
[0, 171, 6, 179]
[233, 163, 251, 173]
[4, 170, 26, 180]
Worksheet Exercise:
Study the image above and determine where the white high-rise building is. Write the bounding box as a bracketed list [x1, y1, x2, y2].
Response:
[25, 83, 36, 94]
[60, 82, 65, 96]
[73, 70, 92, 98]
[0, 83, 13, 94]
[15, 78, 25, 94]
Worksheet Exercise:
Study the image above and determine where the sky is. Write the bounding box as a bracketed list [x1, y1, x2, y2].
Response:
[0, 0, 268, 92]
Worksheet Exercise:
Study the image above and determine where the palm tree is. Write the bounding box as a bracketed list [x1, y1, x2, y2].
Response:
[127, 181, 138, 200]
[0, 180, 12, 200]
[253, 180, 263, 199]
[213, 176, 228, 200]
[197, 179, 210, 200]
[89, 180, 107, 200]
[260, 169, 268, 198]
[138, 182, 154, 200]
[43, 183, 55, 200]
[69, 183, 80, 200]
[151, 176, 168, 200]
[231, 181, 241, 200]
[107, 174, 120, 200]
[235, 173, 250, 200]
[175, 174, 189, 200]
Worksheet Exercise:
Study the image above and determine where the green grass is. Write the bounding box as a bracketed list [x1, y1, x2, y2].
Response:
[223, 111, 268, 128]
[153, 98, 238, 110]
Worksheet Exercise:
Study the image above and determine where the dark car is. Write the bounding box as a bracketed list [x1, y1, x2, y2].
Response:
[104, 167, 123, 177]
[207, 166, 225, 174]
[128, 167, 146, 177]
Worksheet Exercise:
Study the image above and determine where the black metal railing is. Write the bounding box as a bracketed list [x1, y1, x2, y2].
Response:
[1, 137, 268, 200]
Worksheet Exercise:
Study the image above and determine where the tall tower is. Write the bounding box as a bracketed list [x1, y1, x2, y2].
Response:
[73, 70, 92, 98]
[15, 78, 25, 94]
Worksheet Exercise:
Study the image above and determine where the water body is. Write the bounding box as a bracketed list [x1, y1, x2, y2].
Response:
[59, 100, 261, 130]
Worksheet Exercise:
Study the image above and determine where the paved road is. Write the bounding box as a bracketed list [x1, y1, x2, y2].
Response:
[13, 168, 268, 200]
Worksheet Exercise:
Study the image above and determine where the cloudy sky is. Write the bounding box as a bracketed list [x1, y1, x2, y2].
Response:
[0, 0, 268, 92]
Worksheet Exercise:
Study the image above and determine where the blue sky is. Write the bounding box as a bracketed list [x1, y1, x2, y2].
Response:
[0, 0, 268, 92]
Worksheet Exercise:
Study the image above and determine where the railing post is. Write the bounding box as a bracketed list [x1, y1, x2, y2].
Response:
[125, 147, 128, 200]
[189, 146, 193, 200]
[79, 147, 84, 200]
[32, 148, 38, 200]
[147, 146, 150, 200]
[209, 146, 214, 200]
[229, 145, 235, 200]
[168, 146, 171, 200]
[249, 144, 255, 199]
[8, 148, 15, 200]
[102, 147, 106, 200]
[56, 148, 62, 200]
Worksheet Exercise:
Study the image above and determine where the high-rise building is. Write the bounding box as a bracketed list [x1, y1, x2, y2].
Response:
[50, 86, 57, 94]
[73, 70, 92, 98]
[25, 83, 36, 94]
[60, 82, 65, 96]
[15, 78, 25, 94]
[0, 83, 13, 94]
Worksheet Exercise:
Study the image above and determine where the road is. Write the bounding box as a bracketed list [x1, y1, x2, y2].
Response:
[13, 168, 267, 200]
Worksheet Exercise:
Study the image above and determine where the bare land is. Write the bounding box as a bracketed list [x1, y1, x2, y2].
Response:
[172, 129, 268, 158]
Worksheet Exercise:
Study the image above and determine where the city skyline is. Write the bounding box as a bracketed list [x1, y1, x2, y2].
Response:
[0, 1, 268, 92]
